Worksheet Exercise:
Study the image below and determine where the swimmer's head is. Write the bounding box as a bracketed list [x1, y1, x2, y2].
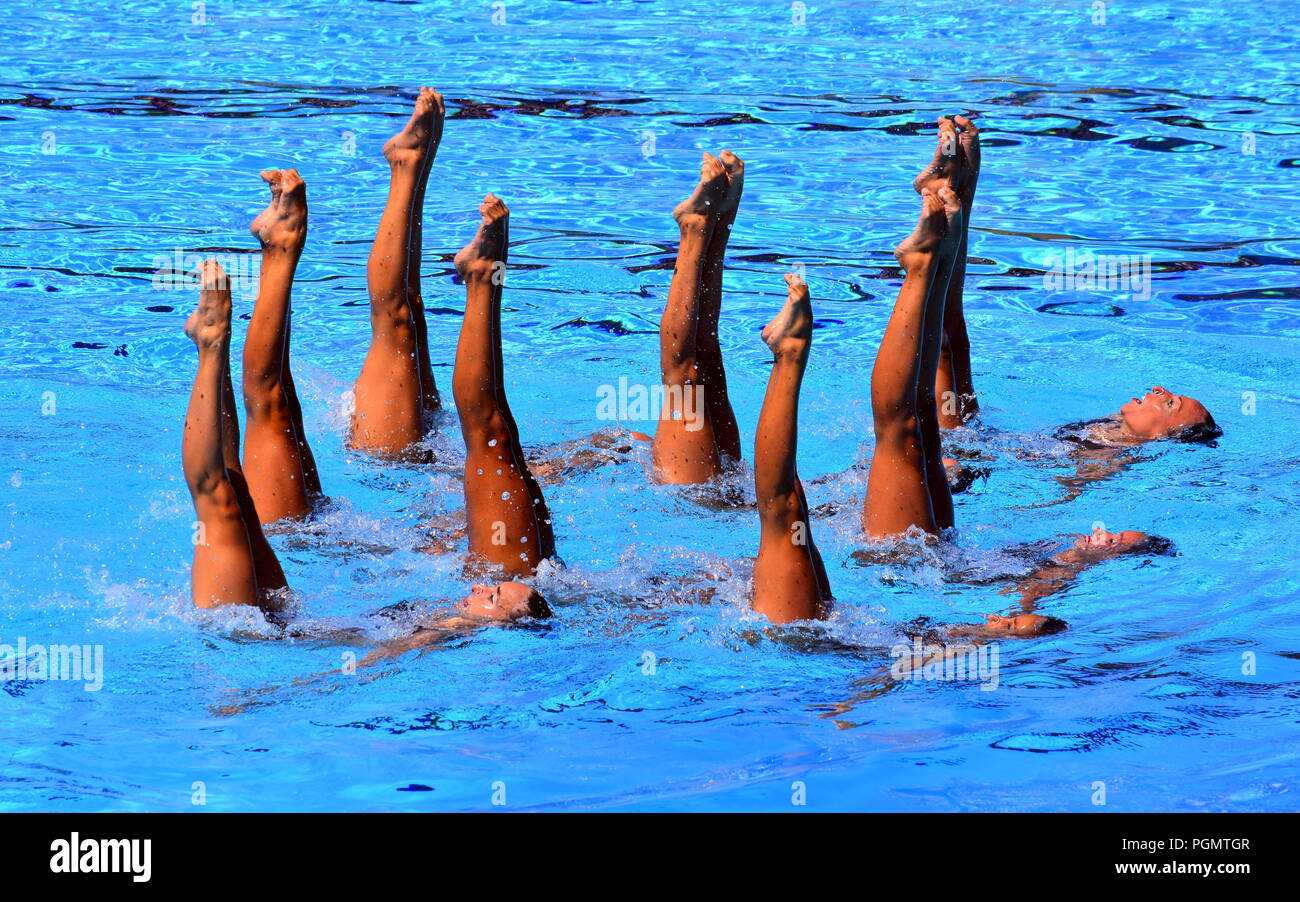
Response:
[459, 581, 551, 622]
[1119, 386, 1220, 443]
[980, 613, 1068, 638]
[1072, 528, 1176, 560]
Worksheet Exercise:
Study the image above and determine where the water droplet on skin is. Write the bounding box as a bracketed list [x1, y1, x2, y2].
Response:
[487, 438, 498, 447]
[501, 491, 511, 500]
[496, 469, 502, 475]
[476, 468, 483, 475]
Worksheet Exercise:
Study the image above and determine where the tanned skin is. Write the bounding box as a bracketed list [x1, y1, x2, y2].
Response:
[751, 273, 832, 623]
[242, 168, 322, 523]
[350, 88, 445, 458]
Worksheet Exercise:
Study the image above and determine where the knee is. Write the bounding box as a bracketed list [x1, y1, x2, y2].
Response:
[758, 490, 803, 528]
[242, 385, 291, 423]
[370, 301, 417, 336]
[192, 476, 243, 520]
[659, 342, 699, 382]
[873, 413, 922, 448]
[464, 410, 515, 453]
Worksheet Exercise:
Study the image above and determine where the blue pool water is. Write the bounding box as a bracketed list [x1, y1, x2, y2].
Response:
[2, 0, 1298, 812]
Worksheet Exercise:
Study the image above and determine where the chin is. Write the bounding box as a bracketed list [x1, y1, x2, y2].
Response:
[1119, 415, 1159, 438]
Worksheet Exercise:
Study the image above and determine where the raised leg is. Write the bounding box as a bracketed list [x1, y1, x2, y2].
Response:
[242, 169, 317, 523]
[696, 149, 744, 463]
[753, 273, 831, 623]
[280, 317, 322, 497]
[651, 153, 730, 484]
[407, 132, 442, 417]
[794, 475, 832, 594]
[914, 136, 961, 530]
[221, 353, 288, 592]
[863, 186, 961, 539]
[183, 260, 285, 612]
[452, 195, 555, 576]
[350, 88, 444, 457]
[934, 115, 981, 428]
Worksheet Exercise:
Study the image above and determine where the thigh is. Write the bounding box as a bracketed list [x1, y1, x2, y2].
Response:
[350, 355, 425, 452]
[242, 412, 311, 522]
[652, 417, 720, 484]
[463, 455, 548, 573]
[753, 525, 825, 623]
[191, 491, 259, 608]
[865, 441, 937, 538]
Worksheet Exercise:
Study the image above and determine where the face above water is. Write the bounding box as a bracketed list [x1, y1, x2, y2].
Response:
[459, 581, 536, 621]
[1119, 385, 1210, 439]
[1075, 528, 1150, 557]
[983, 613, 1057, 637]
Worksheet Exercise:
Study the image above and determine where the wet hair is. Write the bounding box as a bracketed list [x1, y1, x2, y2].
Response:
[1036, 617, 1069, 637]
[526, 588, 552, 620]
[1136, 535, 1177, 557]
[1170, 411, 1222, 445]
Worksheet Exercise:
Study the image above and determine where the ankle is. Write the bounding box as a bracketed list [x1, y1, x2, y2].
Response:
[195, 336, 228, 357]
[898, 252, 937, 277]
[260, 241, 304, 258]
[676, 213, 710, 235]
[386, 149, 425, 169]
[771, 339, 810, 363]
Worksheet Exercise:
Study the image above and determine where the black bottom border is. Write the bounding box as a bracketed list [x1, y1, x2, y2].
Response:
[1, 812, 1281, 887]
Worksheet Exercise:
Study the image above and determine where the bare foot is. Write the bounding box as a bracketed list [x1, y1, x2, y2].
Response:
[454, 194, 509, 281]
[912, 116, 962, 196]
[761, 272, 813, 357]
[716, 149, 745, 217]
[894, 189, 950, 271]
[672, 152, 728, 227]
[382, 87, 444, 167]
[249, 168, 308, 252]
[184, 259, 232, 352]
